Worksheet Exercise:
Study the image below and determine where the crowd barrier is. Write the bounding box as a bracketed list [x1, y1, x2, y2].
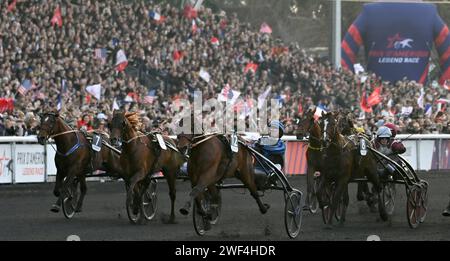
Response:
[0, 134, 449, 184]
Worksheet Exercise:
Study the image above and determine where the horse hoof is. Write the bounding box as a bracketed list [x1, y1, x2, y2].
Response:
[180, 208, 189, 216]
[50, 206, 60, 213]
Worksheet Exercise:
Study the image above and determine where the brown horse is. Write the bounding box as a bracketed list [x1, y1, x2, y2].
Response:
[335, 111, 377, 209]
[37, 111, 122, 214]
[109, 111, 185, 223]
[320, 112, 384, 226]
[177, 120, 269, 230]
[296, 108, 323, 213]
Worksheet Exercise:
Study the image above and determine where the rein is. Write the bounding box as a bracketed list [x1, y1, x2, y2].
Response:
[48, 127, 85, 157]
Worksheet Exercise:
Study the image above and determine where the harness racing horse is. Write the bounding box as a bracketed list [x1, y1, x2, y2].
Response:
[109, 111, 185, 224]
[320, 112, 385, 226]
[296, 108, 322, 213]
[37, 111, 122, 217]
[177, 120, 270, 231]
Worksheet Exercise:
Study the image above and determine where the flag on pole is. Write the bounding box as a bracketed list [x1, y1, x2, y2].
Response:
[367, 86, 382, 107]
[143, 89, 157, 104]
[244, 63, 258, 74]
[18, 79, 33, 95]
[7, 0, 17, 12]
[424, 103, 433, 117]
[218, 84, 240, 105]
[94, 48, 107, 64]
[183, 5, 198, 19]
[149, 11, 166, 23]
[112, 97, 120, 112]
[86, 84, 102, 101]
[257, 86, 271, 109]
[51, 6, 63, 27]
[260, 22, 272, 34]
[191, 19, 198, 34]
[199, 68, 211, 83]
[360, 91, 372, 113]
[417, 88, 425, 109]
[0, 98, 14, 113]
[115, 49, 128, 72]
[173, 50, 183, 61]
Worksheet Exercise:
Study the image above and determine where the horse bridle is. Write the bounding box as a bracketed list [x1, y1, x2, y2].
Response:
[39, 113, 86, 157]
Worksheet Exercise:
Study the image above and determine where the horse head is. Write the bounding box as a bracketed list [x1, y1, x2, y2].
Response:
[297, 108, 317, 138]
[175, 112, 204, 155]
[322, 111, 340, 146]
[37, 111, 61, 145]
[109, 111, 134, 148]
[336, 110, 354, 136]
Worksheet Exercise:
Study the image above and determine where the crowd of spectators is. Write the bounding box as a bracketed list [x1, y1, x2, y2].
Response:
[1, 0, 450, 137]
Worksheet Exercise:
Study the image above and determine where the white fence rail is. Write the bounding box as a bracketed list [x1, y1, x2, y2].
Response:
[0, 134, 448, 184]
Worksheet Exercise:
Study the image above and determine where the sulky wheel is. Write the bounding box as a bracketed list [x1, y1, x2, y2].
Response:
[284, 190, 303, 239]
[141, 179, 158, 221]
[406, 185, 421, 229]
[193, 197, 211, 236]
[62, 178, 80, 219]
[379, 182, 396, 220]
[418, 180, 428, 223]
[334, 195, 345, 222]
[308, 177, 320, 214]
[321, 183, 334, 225]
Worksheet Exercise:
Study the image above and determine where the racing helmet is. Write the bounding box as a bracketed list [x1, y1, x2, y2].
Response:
[376, 126, 392, 138]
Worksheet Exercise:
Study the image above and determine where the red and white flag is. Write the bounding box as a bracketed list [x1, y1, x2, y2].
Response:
[244, 63, 258, 74]
[86, 84, 102, 101]
[210, 37, 219, 46]
[116, 49, 128, 72]
[260, 22, 272, 34]
[443, 80, 450, 91]
[191, 19, 198, 34]
[183, 5, 198, 19]
[51, 6, 63, 27]
[218, 84, 240, 105]
[367, 86, 382, 107]
[7, 0, 17, 12]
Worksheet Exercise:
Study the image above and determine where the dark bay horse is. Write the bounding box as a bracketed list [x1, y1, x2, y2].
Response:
[297, 108, 323, 213]
[320, 112, 383, 226]
[109, 111, 185, 223]
[37, 111, 122, 213]
[177, 124, 270, 230]
[335, 111, 377, 209]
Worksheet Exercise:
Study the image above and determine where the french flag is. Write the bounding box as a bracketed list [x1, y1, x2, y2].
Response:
[149, 11, 165, 23]
[115, 49, 128, 72]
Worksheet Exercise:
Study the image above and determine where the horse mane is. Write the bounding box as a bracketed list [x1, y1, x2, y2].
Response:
[124, 112, 142, 131]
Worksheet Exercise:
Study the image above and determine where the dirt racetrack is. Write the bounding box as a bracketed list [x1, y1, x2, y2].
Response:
[1, 173, 450, 241]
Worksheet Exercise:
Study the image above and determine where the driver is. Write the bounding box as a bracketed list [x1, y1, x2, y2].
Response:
[374, 126, 406, 180]
[374, 126, 406, 156]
